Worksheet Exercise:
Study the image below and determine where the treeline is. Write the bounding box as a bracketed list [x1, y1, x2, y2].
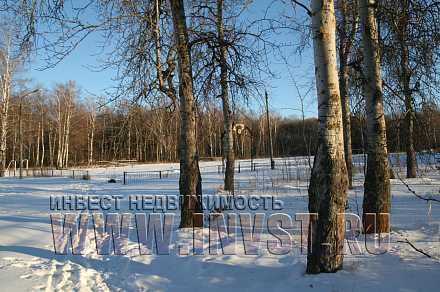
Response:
[4, 84, 439, 169]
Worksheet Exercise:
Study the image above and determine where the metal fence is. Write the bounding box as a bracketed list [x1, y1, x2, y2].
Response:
[234, 161, 312, 192]
[216, 157, 312, 174]
[123, 169, 179, 184]
[5, 168, 90, 180]
[71, 170, 91, 180]
[121, 152, 439, 186]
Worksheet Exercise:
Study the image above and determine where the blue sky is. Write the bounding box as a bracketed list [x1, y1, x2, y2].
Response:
[24, 0, 318, 118]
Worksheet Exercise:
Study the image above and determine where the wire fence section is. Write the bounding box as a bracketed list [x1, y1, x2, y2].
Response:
[121, 157, 313, 186]
[388, 152, 440, 176]
[119, 152, 438, 187]
[5, 168, 90, 180]
[123, 169, 179, 184]
[234, 159, 312, 192]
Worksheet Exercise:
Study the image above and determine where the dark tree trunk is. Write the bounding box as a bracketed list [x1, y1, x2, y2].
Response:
[216, 0, 235, 192]
[170, 0, 203, 228]
[404, 89, 417, 178]
[338, 0, 356, 189]
[399, 1, 417, 178]
[360, 0, 391, 234]
[340, 63, 353, 189]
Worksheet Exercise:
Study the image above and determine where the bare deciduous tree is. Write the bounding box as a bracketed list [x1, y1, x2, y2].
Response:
[306, 0, 348, 274]
[360, 0, 391, 233]
[87, 102, 96, 166]
[170, 0, 203, 228]
[337, 0, 358, 189]
[381, 0, 440, 178]
[55, 82, 76, 169]
[215, 0, 235, 192]
[0, 24, 24, 176]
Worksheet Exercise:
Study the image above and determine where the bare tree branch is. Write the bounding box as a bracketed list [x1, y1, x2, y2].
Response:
[397, 238, 437, 259]
[291, 0, 312, 16]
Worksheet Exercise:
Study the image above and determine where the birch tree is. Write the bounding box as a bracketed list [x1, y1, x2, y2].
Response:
[40, 104, 45, 167]
[306, 0, 348, 274]
[87, 104, 96, 166]
[360, 0, 391, 233]
[55, 82, 75, 169]
[0, 26, 22, 176]
[0, 40, 12, 176]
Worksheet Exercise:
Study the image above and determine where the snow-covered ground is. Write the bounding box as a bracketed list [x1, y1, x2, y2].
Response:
[0, 158, 439, 291]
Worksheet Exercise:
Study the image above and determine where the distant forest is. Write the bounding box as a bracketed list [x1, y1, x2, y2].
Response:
[3, 84, 439, 168]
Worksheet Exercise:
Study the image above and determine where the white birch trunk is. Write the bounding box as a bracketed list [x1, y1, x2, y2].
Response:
[0, 43, 12, 176]
[40, 115, 45, 168]
[307, 0, 348, 274]
[36, 122, 40, 166]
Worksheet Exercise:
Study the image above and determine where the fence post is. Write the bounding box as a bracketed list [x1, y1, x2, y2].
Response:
[238, 162, 241, 173]
[159, 171, 162, 179]
[123, 172, 126, 185]
[72, 170, 75, 179]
